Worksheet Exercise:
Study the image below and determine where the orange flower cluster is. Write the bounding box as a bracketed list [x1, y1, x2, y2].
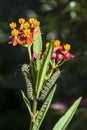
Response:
[9, 18, 40, 46]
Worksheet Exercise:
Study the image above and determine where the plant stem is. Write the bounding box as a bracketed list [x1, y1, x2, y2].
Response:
[27, 45, 35, 81]
[32, 99, 37, 121]
[55, 60, 66, 68]
[27, 45, 38, 130]
[28, 46, 32, 62]
[29, 100, 37, 130]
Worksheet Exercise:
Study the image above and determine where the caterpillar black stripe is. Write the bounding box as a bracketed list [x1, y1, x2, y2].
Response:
[21, 64, 34, 100]
[39, 69, 61, 101]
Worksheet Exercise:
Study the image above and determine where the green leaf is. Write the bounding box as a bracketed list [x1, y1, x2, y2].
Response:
[33, 27, 42, 56]
[52, 97, 82, 130]
[32, 85, 57, 130]
[21, 90, 32, 115]
[33, 27, 42, 70]
[36, 41, 53, 98]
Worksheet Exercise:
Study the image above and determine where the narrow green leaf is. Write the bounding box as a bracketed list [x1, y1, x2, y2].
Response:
[33, 27, 42, 70]
[36, 41, 53, 98]
[32, 85, 57, 130]
[52, 97, 82, 130]
[21, 90, 32, 115]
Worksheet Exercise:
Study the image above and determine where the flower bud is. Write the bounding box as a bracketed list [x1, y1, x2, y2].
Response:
[52, 52, 57, 59]
[64, 52, 74, 60]
[57, 54, 63, 61]
[32, 52, 37, 61]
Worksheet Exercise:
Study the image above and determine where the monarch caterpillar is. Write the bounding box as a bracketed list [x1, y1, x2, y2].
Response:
[39, 69, 61, 101]
[21, 64, 35, 100]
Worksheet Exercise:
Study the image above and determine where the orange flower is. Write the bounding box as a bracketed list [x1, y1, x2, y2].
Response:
[28, 18, 40, 27]
[25, 33, 34, 44]
[9, 18, 40, 46]
[9, 37, 21, 46]
[11, 29, 19, 37]
[54, 40, 60, 47]
[9, 29, 22, 46]
[23, 22, 30, 29]
[23, 29, 30, 37]
[33, 20, 40, 27]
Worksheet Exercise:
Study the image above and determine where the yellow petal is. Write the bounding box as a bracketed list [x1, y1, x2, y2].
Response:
[19, 18, 25, 24]
[64, 44, 71, 51]
[9, 22, 16, 29]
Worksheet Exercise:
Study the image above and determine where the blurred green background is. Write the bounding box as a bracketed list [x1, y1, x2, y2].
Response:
[0, 0, 87, 130]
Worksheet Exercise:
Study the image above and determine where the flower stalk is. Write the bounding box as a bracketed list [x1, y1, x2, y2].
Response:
[30, 100, 37, 130]
[28, 46, 32, 62]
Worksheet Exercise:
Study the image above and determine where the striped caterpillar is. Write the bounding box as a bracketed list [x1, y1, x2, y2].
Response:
[39, 69, 61, 101]
[21, 64, 35, 100]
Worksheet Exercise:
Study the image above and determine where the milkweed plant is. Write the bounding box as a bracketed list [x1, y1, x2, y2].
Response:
[9, 18, 82, 130]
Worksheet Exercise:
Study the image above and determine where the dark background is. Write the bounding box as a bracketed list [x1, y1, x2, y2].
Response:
[0, 0, 87, 130]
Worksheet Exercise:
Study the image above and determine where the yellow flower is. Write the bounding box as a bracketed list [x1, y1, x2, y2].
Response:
[28, 18, 35, 24]
[11, 29, 19, 37]
[33, 20, 40, 27]
[19, 18, 25, 24]
[64, 44, 71, 51]
[9, 22, 16, 29]
[23, 29, 30, 36]
[23, 22, 30, 29]
[29, 18, 40, 27]
[54, 40, 60, 47]
[46, 42, 50, 48]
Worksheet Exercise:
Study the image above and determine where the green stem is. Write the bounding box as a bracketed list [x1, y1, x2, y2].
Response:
[32, 100, 37, 121]
[27, 45, 35, 79]
[28, 46, 32, 62]
[27, 45, 38, 130]
[29, 100, 37, 130]
[55, 60, 66, 68]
